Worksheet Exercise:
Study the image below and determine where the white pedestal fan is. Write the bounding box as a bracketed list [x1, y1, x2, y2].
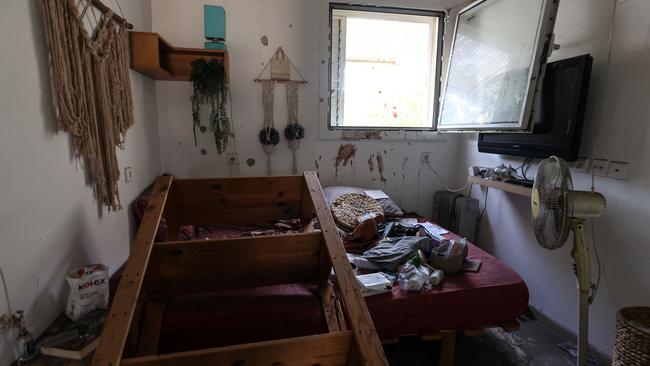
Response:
[531, 156, 606, 366]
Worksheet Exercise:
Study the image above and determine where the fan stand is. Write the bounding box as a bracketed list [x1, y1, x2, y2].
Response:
[571, 219, 592, 366]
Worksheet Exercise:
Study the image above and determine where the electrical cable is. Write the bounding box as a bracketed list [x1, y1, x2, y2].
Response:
[424, 159, 470, 193]
[513, 157, 530, 174]
[589, 218, 602, 303]
[520, 157, 533, 181]
[478, 187, 489, 220]
[0, 267, 12, 315]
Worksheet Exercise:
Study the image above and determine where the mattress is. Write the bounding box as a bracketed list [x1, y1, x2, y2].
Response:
[364, 233, 529, 339]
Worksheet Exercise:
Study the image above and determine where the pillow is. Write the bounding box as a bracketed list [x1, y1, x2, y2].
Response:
[323, 186, 404, 217]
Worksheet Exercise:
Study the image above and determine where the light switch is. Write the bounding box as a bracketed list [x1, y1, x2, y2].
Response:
[124, 167, 134, 183]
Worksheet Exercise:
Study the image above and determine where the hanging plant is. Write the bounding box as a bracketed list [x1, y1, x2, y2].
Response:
[284, 123, 305, 140]
[190, 58, 232, 154]
[259, 127, 280, 145]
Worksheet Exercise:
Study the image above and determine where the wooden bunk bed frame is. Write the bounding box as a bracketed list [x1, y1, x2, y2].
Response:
[90, 172, 388, 366]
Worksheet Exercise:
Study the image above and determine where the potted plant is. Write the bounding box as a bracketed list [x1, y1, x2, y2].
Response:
[284, 123, 304, 150]
[190, 58, 231, 154]
[259, 127, 280, 154]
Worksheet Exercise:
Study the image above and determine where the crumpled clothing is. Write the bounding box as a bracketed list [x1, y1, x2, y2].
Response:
[360, 236, 430, 272]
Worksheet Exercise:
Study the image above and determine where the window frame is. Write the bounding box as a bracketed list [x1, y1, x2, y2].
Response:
[327, 3, 446, 131]
[436, 0, 560, 132]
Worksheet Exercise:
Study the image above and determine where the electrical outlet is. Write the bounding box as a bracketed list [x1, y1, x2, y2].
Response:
[421, 152, 432, 164]
[124, 167, 134, 183]
[591, 159, 609, 177]
[607, 161, 629, 180]
[226, 153, 239, 165]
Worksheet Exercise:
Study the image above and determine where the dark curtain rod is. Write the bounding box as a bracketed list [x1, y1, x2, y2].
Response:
[86, 0, 133, 29]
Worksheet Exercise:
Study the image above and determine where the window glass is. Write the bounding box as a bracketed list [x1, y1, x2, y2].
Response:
[330, 7, 443, 130]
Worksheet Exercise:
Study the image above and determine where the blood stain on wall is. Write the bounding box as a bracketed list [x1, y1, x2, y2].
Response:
[376, 153, 387, 183]
[368, 153, 375, 172]
[334, 144, 357, 178]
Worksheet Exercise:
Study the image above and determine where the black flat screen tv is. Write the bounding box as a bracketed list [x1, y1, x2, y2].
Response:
[478, 54, 593, 162]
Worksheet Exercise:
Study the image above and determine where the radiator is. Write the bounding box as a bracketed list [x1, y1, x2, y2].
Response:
[431, 191, 479, 243]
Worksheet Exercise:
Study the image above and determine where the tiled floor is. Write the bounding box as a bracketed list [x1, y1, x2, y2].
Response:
[383, 313, 611, 366]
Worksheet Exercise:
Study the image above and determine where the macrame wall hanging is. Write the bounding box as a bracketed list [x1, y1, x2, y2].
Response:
[284, 81, 304, 174]
[42, 0, 134, 211]
[255, 47, 306, 175]
[259, 80, 279, 175]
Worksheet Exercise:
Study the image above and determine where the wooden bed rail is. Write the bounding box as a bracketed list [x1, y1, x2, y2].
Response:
[91, 173, 388, 366]
[121, 331, 354, 366]
[301, 172, 387, 365]
[92, 176, 172, 366]
[165, 176, 304, 230]
[150, 232, 322, 295]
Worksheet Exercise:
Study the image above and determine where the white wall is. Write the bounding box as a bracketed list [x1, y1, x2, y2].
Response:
[0, 1, 161, 364]
[460, 0, 650, 356]
[152, 0, 466, 217]
[2, 0, 647, 362]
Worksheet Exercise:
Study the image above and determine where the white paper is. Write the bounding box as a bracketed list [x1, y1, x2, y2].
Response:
[397, 218, 418, 227]
[356, 273, 391, 290]
[419, 222, 448, 240]
[364, 190, 389, 200]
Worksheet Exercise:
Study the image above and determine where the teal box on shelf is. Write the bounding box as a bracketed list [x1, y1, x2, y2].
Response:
[204, 41, 227, 51]
[204, 5, 226, 42]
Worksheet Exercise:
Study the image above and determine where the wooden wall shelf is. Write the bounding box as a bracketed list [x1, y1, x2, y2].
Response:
[468, 176, 532, 198]
[129, 32, 229, 81]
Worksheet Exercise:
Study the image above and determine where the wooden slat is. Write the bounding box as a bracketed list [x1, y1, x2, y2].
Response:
[302, 172, 388, 366]
[301, 177, 317, 224]
[335, 299, 348, 331]
[121, 331, 353, 366]
[162, 182, 180, 241]
[151, 232, 322, 295]
[174, 176, 303, 197]
[439, 331, 457, 366]
[176, 190, 301, 211]
[171, 176, 304, 225]
[178, 206, 300, 225]
[92, 176, 172, 366]
[320, 282, 341, 332]
[318, 239, 333, 287]
[136, 300, 166, 356]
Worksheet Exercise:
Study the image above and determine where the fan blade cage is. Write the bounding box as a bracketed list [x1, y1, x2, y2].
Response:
[532, 156, 573, 249]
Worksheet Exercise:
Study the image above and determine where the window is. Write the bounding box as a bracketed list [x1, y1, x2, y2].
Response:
[328, 4, 444, 130]
[437, 0, 559, 132]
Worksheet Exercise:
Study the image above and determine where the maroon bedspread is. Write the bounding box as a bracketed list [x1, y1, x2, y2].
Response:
[148, 215, 527, 348]
[365, 239, 528, 339]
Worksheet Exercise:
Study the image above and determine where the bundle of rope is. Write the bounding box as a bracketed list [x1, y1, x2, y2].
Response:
[42, 0, 134, 210]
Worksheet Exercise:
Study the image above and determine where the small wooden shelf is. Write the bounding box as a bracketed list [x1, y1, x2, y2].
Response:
[129, 32, 229, 81]
[468, 176, 532, 198]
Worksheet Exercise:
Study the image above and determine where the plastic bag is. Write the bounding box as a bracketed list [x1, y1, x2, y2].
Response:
[65, 264, 109, 321]
[430, 238, 468, 274]
[398, 261, 432, 292]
